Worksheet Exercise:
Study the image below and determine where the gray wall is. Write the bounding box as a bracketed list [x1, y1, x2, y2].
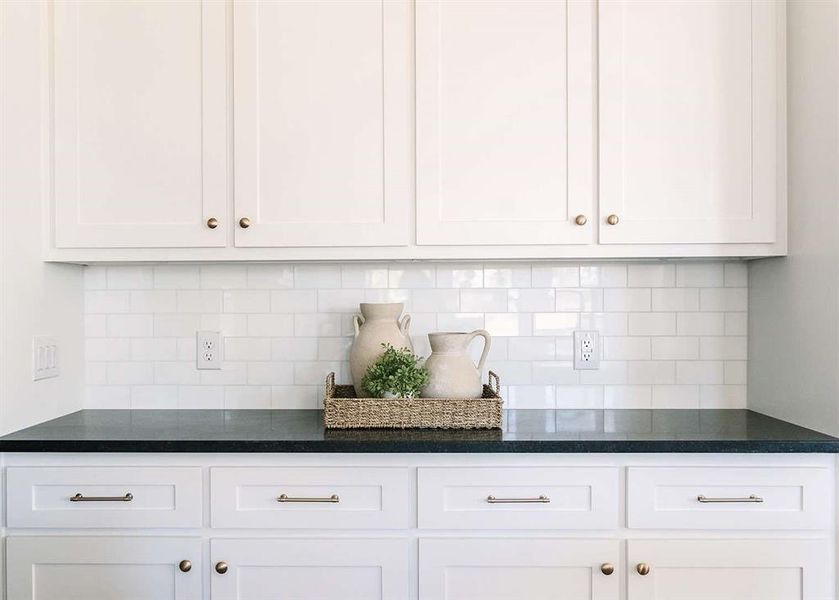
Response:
[749, 0, 839, 434]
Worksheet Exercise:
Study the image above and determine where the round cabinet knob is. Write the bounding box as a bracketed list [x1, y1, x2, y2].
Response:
[606, 214, 620, 226]
[215, 561, 229, 575]
[636, 563, 651, 576]
[600, 563, 615, 576]
[239, 217, 251, 229]
[575, 214, 588, 226]
[206, 217, 219, 229]
[178, 560, 192, 573]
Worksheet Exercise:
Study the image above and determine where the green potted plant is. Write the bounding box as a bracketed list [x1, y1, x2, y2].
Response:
[361, 344, 429, 399]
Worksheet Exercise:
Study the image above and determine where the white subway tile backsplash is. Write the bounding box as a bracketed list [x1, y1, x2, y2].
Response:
[628, 264, 675, 288]
[604, 288, 651, 312]
[484, 265, 531, 288]
[627, 313, 676, 336]
[200, 265, 247, 289]
[85, 260, 747, 409]
[246, 265, 294, 289]
[676, 263, 725, 287]
[605, 385, 651, 409]
[579, 264, 626, 288]
[131, 290, 177, 313]
[461, 289, 507, 312]
[154, 265, 200, 289]
[178, 290, 222, 313]
[510, 289, 556, 312]
[533, 265, 579, 288]
[413, 289, 460, 313]
[436, 264, 484, 288]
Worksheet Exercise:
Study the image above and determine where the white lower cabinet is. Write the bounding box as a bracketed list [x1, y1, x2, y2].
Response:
[6, 536, 202, 600]
[210, 538, 411, 600]
[419, 538, 620, 600]
[627, 539, 832, 600]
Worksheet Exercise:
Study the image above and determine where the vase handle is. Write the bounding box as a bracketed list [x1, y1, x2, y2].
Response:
[467, 329, 492, 372]
[399, 314, 411, 336]
[352, 313, 365, 337]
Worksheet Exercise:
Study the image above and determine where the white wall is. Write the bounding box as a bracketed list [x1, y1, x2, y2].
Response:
[84, 261, 748, 410]
[0, 1, 85, 434]
[749, 0, 839, 434]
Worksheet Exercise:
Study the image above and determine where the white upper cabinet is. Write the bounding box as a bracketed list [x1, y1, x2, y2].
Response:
[233, 0, 412, 248]
[52, 0, 227, 249]
[598, 0, 780, 245]
[415, 0, 595, 246]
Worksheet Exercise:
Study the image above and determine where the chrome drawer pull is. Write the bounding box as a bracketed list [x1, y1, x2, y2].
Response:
[70, 493, 133, 502]
[697, 494, 763, 503]
[277, 494, 339, 503]
[486, 495, 550, 504]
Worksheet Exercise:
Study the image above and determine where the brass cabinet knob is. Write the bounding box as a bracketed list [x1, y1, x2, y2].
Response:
[239, 217, 251, 229]
[600, 563, 614, 575]
[178, 560, 192, 573]
[206, 217, 219, 229]
[636, 563, 651, 576]
[575, 214, 588, 226]
[215, 561, 229, 575]
[606, 214, 620, 225]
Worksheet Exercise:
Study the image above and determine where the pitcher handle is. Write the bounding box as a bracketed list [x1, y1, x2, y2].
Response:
[352, 313, 365, 337]
[467, 329, 492, 372]
[399, 314, 411, 336]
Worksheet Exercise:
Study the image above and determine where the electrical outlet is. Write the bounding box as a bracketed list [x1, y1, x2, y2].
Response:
[32, 336, 59, 381]
[573, 331, 600, 370]
[196, 331, 221, 370]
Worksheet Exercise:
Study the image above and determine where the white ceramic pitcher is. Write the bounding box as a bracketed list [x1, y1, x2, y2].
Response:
[421, 330, 492, 398]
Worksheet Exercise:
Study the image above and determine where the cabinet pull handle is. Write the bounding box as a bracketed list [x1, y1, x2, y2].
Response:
[636, 563, 651, 576]
[486, 495, 550, 504]
[206, 217, 219, 229]
[239, 217, 251, 228]
[70, 492, 133, 502]
[697, 494, 763, 503]
[277, 494, 340, 503]
[600, 563, 615, 576]
[215, 562, 229, 575]
[178, 560, 192, 573]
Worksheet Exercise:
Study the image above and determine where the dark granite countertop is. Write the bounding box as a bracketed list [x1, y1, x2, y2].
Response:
[0, 409, 837, 453]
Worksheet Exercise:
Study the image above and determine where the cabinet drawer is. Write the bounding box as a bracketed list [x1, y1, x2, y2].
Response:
[210, 467, 412, 529]
[627, 466, 832, 530]
[418, 467, 619, 530]
[6, 467, 202, 529]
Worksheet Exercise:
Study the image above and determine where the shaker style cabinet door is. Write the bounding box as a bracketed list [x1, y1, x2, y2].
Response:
[210, 538, 411, 599]
[627, 539, 831, 600]
[52, 0, 227, 248]
[419, 538, 620, 600]
[415, 0, 595, 246]
[598, 0, 780, 244]
[6, 536, 202, 600]
[233, 0, 412, 248]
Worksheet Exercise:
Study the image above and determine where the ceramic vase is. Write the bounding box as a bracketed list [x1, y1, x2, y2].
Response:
[421, 330, 492, 398]
[349, 303, 412, 396]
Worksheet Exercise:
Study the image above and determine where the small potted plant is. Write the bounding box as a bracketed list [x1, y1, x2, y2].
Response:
[361, 344, 429, 399]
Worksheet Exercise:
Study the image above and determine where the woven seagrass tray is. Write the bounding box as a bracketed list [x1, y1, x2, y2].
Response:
[323, 371, 502, 429]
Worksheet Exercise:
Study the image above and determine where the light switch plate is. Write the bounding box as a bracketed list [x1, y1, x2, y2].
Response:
[32, 336, 59, 381]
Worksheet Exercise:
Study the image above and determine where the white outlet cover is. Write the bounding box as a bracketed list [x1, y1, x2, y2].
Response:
[32, 336, 59, 381]
[573, 330, 600, 370]
[196, 331, 222, 370]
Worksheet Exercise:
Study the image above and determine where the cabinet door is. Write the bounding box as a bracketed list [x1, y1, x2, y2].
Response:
[211, 538, 411, 599]
[419, 538, 620, 600]
[53, 1, 227, 249]
[628, 539, 831, 600]
[6, 536, 201, 600]
[415, 0, 595, 246]
[234, 0, 411, 248]
[599, 0, 780, 245]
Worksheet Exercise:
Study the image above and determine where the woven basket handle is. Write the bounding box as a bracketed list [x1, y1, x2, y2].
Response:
[488, 371, 501, 395]
[325, 372, 336, 399]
